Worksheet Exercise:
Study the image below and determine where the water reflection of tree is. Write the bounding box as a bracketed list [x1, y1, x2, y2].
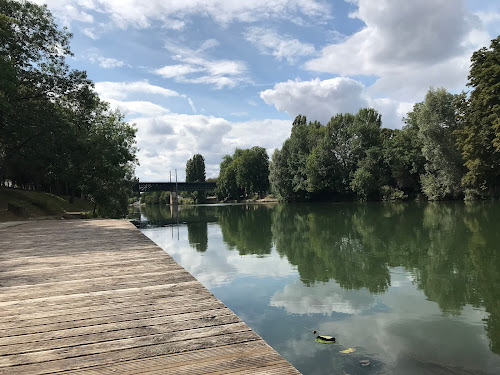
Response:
[141, 204, 173, 221]
[269, 202, 500, 355]
[217, 205, 273, 255]
[187, 222, 208, 252]
[141, 201, 500, 354]
[462, 203, 500, 355]
[271, 203, 391, 293]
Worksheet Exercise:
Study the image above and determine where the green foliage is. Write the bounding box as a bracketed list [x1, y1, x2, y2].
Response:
[382, 127, 425, 197]
[380, 185, 407, 201]
[270, 115, 325, 200]
[0, 0, 137, 217]
[141, 191, 170, 205]
[218, 205, 273, 255]
[216, 147, 269, 200]
[306, 113, 354, 196]
[406, 88, 464, 200]
[186, 153, 206, 202]
[216, 155, 239, 200]
[274, 109, 387, 201]
[456, 35, 500, 198]
[186, 154, 206, 182]
[187, 222, 208, 252]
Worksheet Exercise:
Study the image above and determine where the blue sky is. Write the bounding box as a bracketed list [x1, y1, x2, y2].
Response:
[35, 0, 500, 180]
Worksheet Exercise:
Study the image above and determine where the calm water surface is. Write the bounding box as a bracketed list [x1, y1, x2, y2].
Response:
[133, 202, 500, 375]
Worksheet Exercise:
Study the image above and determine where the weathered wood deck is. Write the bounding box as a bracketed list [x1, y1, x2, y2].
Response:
[0, 219, 300, 374]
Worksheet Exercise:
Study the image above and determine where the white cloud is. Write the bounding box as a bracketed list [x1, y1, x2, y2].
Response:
[244, 27, 316, 63]
[369, 98, 414, 130]
[95, 81, 181, 100]
[86, 51, 126, 69]
[129, 112, 292, 180]
[260, 77, 415, 129]
[154, 41, 249, 89]
[105, 99, 170, 117]
[187, 98, 197, 113]
[82, 27, 98, 40]
[96, 56, 125, 69]
[224, 119, 292, 159]
[305, 0, 488, 102]
[96, 81, 205, 126]
[38, 0, 331, 30]
[31, 0, 94, 27]
[154, 65, 203, 79]
[307, 0, 479, 75]
[260, 77, 368, 125]
[162, 19, 185, 30]
[475, 11, 500, 25]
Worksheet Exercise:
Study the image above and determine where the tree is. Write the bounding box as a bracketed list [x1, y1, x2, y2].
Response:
[216, 147, 269, 200]
[270, 115, 324, 201]
[406, 88, 464, 200]
[216, 155, 239, 200]
[186, 154, 206, 182]
[382, 125, 425, 198]
[349, 108, 386, 199]
[305, 108, 385, 200]
[186, 153, 206, 202]
[269, 145, 294, 201]
[78, 104, 137, 217]
[306, 113, 354, 196]
[0, 0, 137, 216]
[456, 35, 500, 199]
[236, 146, 269, 197]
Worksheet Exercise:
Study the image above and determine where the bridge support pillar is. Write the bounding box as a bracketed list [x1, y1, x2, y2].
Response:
[170, 191, 178, 205]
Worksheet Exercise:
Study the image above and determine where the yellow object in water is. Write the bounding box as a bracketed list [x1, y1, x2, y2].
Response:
[315, 335, 336, 343]
[340, 347, 356, 354]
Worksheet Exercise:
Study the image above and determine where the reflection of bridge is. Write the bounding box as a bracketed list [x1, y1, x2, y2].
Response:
[134, 182, 217, 204]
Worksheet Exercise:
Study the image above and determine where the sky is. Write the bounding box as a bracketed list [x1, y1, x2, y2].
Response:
[34, 0, 500, 181]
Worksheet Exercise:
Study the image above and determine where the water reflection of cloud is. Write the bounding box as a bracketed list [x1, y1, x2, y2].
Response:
[270, 268, 500, 373]
[270, 280, 376, 315]
[142, 225, 296, 288]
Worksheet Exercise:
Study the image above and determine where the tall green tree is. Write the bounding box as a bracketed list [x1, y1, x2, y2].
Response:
[306, 113, 355, 196]
[305, 108, 385, 200]
[216, 147, 269, 200]
[456, 35, 500, 198]
[0, 0, 91, 182]
[406, 88, 464, 200]
[186, 153, 206, 202]
[382, 125, 425, 198]
[186, 154, 206, 182]
[0, 0, 137, 216]
[349, 108, 386, 199]
[270, 115, 324, 201]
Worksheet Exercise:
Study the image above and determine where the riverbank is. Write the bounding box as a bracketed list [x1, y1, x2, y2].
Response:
[0, 187, 93, 222]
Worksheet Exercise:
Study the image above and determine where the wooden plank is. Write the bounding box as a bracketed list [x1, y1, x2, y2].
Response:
[0, 288, 213, 324]
[0, 310, 241, 355]
[0, 220, 300, 374]
[60, 341, 293, 375]
[0, 281, 204, 311]
[0, 299, 228, 335]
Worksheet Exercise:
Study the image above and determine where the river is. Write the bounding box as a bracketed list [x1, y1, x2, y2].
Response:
[131, 202, 500, 375]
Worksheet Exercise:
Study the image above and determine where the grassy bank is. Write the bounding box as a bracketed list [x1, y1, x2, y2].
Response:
[0, 187, 93, 222]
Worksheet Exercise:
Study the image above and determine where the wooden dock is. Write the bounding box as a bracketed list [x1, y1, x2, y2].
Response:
[0, 220, 300, 374]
